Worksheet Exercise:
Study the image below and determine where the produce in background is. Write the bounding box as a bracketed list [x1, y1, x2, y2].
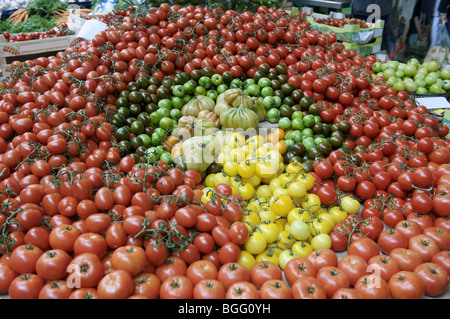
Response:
[373, 58, 450, 95]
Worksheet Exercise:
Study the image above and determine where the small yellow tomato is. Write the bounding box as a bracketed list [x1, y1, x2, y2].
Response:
[271, 195, 295, 217]
[236, 182, 255, 201]
[318, 212, 336, 230]
[310, 233, 332, 251]
[227, 132, 245, 149]
[255, 185, 271, 200]
[213, 172, 231, 187]
[242, 212, 260, 226]
[243, 174, 261, 187]
[302, 193, 321, 214]
[328, 206, 348, 224]
[255, 249, 279, 265]
[255, 161, 278, 179]
[289, 219, 311, 241]
[287, 208, 313, 224]
[258, 207, 276, 224]
[259, 222, 280, 244]
[286, 162, 305, 174]
[287, 181, 307, 202]
[296, 173, 315, 190]
[292, 240, 313, 258]
[238, 250, 256, 271]
[269, 177, 282, 194]
[244, 232, 267, 255]
[237, 161, 256, 179]
[223, 162, 239, 177]
[277, 230, 295, 250]
[278, 249, 299, 270]
[204, 174, 215, 188]
[340, 195, 361, 215]
[309, 217, 333, 236]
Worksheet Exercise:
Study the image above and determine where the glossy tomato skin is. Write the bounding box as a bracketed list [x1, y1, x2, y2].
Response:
[388, 270, 425, 299]
[97, 270, 134, 299]
[8, 273, 45, 299]
[159, 275, 193, 299]
[259, 279, 292, 299]
[291, 276, 327, 299]
[413, 262, 450, 297]
[193, 279, 226, 299]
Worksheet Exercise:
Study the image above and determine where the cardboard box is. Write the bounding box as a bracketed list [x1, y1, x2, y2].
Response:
[0, 35, 80, 76]
[306, 11, 384, 43]
[342, 37, 382, 56]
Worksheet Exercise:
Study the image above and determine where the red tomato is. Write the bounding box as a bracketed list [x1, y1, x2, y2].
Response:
[159, 275, 193, 299]
[250, 261, 283, 289]
[97, 270, 134, 299]
[193, 279, 226, 299]
[316, 265, 350, 298]
[259, 279, 293, 299]
[291, 276, 327, 299]
[388, 270, 425, 299]
[218, 262, 251, 290]
[354, 274, 390, 299]
[414, 262, 450, 297]
[337, 254, 369, 286]
[347, 237, 380, 262]
[186, 260, 218, 287]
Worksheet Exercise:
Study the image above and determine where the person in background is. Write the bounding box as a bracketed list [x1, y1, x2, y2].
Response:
[439, 0, 449, 33]
[430, 0, 443, 47]
[405, 0, 428, 46]
[351, 0, 394, 51]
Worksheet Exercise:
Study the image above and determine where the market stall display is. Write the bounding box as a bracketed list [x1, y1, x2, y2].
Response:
[0, 2, 448, 301]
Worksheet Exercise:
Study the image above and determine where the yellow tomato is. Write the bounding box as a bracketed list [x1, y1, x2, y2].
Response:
[278, 249, 299, 270]
[328, 206, 348, 224]
[246, 135, 264, 149]
[272, 187, 289, 197]
[246, 201, 261, 214]
[242, 212, 260, 226]
[292, 240, 313, 258]
[287, 208, 313, 224]
[237, 161, 256, 179]
[216, 151, 227, 166]
[275, 218, 287, 232]
[255, 161, 278, 179]
[296, 173, 315, 190]
[255, 249, 279, 265]
[238, 250, 256, 271]
[243, 174, 261, 187]
[255, 185, 271, 200]
[236, 182, 255, 201]
[269, 178, 281, 194]
[302, 193, 321, 214]
[287, 181, 307, 202]
[318, 212, 336, 230]
[258, 207, 276, 224]
[204, 174, 215, 188]
[340, 195, 361, 215]
[223, 162, 239, 177]
[213, 172, 231, 187]
[289, 219, 311, 241]
[228, 148, 246, 163]
[271, 195, 295, 217]
[279, 173, 294, 188]
[286, 162, 305, 174]
[310, 233, 332, 250]
[277, 230, 295, 250]
[259, 222, 279, 244]
[309, 217, 333, 236]
[227, 132, 245, 149]
[244, 232, 267, 255]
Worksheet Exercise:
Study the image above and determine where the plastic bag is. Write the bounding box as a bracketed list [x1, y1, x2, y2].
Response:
[424, 23, 450, 67]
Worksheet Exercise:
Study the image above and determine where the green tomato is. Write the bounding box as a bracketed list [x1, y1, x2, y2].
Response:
[194, 86, 207, 96]
[198, 76, 212, 89]
[302, 128, 314, 138]
[206, 89, 218, 101]
[403, 63, 417, 77]
[441, 68, 450, 80]
[425, 75, 437, 86]
[415, 79, 426, 88]
[244, 78, 256, 88]
[415, 86, 428, 94]
[172, 85, 185, 97]
[386, 60, 399, 70]
[217, 84, 228, 94]
[290, 130, 302, 143]
[395, 69, 405, 78]
[246, 83, 261, 96]
[160, 151, 173, 165]
[426, 60, 440, 73]
[429, 82, 443, 94]
[145, 147, 162, 162]
[302, 137, 315, 151]
[291, 117, 304, 131]
[303, 114, 315, 128]
[263, 96, 276, 109]
[284, 139, 295, 149]
[393, 81, 406, 91]
[261, 86, 274, 97]
[159, 117, 173, 130]
[408, 58, 420, 69]
[443, 79, 450, 91]
[291, 111, 303, 120]
[230, 78, 244, 89]
[137, 134, 152, 148]
[158, 108, 170, 118]
[278, 117, 292, 130]
[211, 74, 223, 86]
[383, 68, 396, 80]
[267, 108, 281, 123]
[170, 108, 181, 121]
[171, 96, 184, 109]
[404, 81, 418, 93]
[151, 132, 164, 146]
[183, 80, 196, 94]
[372, 61, 382, 73]
[273, 96, 282, 108]
[386, 76, 398, 87]
[258, 77, 271, 88]
[414, 72, 426, 81]
[158, 98, 172, 109]
[150, 112, 162, 126]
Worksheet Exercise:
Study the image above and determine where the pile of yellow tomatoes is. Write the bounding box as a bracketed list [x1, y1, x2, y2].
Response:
[200, 129, 361, 270]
